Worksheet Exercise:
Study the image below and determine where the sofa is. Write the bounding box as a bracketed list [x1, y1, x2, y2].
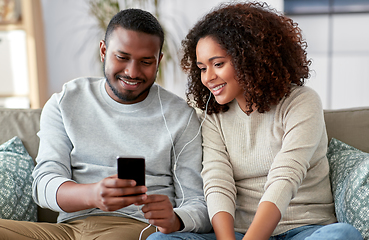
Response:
[0, 108, 58, 223]
[0, 107, 368, 237]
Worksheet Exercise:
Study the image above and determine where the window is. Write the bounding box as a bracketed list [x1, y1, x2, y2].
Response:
[284, 0, 369, 109]
[285, 0, 369, 15]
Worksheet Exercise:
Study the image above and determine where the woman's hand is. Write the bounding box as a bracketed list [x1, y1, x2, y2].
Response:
[212, 211, 236, 240]
[242, 201, 281, 240]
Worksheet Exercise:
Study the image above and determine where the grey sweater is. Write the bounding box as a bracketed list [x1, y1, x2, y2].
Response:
[32, 77, 211, 233]
[201, 86, 336, 236]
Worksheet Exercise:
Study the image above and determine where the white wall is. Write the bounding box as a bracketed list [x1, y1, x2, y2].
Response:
[289, 13, 369, 109]
[40, 0, 283, 100]
[40, 0, 103, 97]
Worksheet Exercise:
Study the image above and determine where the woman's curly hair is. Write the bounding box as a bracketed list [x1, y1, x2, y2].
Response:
[181, 2, 311, 115]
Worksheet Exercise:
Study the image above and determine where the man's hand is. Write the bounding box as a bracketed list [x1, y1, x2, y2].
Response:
[138, 194, 183, 234]
[57, 174, 147, 212]
[91, 174, 148, 211]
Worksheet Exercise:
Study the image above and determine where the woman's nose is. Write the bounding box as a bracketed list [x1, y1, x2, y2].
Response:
[203, 68, 216, 84]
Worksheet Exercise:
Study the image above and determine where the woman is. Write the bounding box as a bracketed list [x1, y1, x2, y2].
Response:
[179, 2, 363, 240]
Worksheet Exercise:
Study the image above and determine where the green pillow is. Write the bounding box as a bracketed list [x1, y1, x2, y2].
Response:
[327, 138, 368, 239]
[0, 136, 37, 221]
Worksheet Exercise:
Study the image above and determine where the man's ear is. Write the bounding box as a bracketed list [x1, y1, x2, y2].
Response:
[99, 40, 107, 62]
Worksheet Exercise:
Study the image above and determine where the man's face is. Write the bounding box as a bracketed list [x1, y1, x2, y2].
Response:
[100, 27, 163, 104]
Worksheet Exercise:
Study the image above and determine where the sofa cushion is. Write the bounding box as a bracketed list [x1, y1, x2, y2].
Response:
[0, 136, 37, 221]
[327, 138, 369, 239]
[0, 108, 42, 161]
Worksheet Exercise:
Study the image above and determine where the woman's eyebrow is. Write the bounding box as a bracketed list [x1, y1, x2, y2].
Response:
[197, 56, 226, 65]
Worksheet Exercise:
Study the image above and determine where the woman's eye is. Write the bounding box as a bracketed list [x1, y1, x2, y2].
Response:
[214, 62, 224, 67]
[197, 65, 206, 72]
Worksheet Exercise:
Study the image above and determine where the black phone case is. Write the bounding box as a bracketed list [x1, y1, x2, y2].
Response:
[117, 157, 145, 186]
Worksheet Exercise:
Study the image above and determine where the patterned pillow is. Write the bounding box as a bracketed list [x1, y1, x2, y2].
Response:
[0, 136, 37, 221]
[327, 138, 368, 239]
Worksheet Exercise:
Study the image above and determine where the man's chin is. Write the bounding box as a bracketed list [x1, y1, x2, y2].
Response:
[106, 77, 153, 104]
[115, 88, 151, 104]
[117, 93, 140, 103]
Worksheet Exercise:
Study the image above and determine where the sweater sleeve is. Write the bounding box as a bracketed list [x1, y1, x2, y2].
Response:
[32, 91, 75, 212]
[201, 113, 237, 222]
[260, 87, 326, 216]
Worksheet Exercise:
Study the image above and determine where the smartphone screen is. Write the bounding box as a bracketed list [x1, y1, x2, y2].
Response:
[117, 156, 145, 186]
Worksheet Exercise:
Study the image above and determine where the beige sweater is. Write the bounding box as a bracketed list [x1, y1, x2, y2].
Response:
[201, 86, 336, 236]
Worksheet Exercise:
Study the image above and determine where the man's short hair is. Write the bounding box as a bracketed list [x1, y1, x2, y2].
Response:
[104, 8, 164, 53]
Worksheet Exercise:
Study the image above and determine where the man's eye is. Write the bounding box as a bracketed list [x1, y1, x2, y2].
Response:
[142, 61, 153, 65]
[116, 55, 127, 60]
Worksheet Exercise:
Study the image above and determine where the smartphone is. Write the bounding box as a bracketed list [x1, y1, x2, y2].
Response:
[117, 156, 145, 186]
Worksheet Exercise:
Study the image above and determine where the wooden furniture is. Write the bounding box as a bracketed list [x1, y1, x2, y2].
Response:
[0, 0, 48, 109]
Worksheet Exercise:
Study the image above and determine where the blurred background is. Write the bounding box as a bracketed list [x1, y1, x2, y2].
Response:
[0, 0, 368, 110]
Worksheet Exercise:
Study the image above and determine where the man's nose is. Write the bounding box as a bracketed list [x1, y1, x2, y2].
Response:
[124, 61, 140, 79]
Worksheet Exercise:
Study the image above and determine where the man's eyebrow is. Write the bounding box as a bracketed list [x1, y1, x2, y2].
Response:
[117, 50, 130, 56]
[196, 56, 225, 65]
[117, 50, 156, 60]
[142, 56, 156, 60]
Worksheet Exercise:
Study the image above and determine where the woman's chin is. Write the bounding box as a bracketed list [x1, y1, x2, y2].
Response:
[214, 96, 232, 106]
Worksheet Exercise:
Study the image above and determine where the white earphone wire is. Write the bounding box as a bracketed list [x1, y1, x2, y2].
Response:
[139, 87, 211, 239]
[158, 86, 211, 207]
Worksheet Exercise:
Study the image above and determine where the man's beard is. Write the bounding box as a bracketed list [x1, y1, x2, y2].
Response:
[103, 61, 153, 103]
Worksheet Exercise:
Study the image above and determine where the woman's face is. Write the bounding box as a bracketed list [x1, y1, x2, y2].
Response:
[196, 36, 245, 106]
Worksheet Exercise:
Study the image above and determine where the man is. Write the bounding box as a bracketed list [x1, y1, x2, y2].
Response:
[0, 9, 211, 240]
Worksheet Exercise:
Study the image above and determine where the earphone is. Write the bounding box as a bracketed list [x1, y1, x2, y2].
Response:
[158, 86, 211, 207]
[138, 86, 211, 239]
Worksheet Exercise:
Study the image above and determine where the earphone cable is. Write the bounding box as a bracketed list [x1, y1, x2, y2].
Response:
[139, 87, 211, 239]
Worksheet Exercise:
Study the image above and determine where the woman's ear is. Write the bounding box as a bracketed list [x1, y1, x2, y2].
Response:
[99, 40, 107, 62]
